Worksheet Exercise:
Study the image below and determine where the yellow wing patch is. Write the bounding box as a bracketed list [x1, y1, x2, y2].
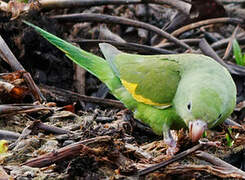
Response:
[121, 79, 171, 108]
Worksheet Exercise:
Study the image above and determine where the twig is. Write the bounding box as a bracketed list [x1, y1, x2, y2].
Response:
[0, 35, 45, 102]
[39, 0, 190, 15]
[9, 124, 32, 150]
[165, 164, 245, 179]
[40, 85, 125, 109]
[50, 13, 192, 50]
[195, 150, 245, 179]
[199, 38, 245, 76]
[220, 0, 245, 4]
[199, 39, 227, 66]
[223, 25, 240, 60]
[31, 120, 71, 135]
[171, 17, 243, 38]
[224, 118, 243, 128]
[73, 39, 175, 54]
[9, 116, 69, 150]
[155, 17, 244, 47]
[211, 33, 245, 50]
[158, 38, 201, 49]
[0, 104, 52, 116]
[138, 144, 203, 176]
[23, 135, 111, 167]
[0, 130, 20, 141]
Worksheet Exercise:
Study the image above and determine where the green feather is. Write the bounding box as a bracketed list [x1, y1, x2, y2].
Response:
[23, 20, 118, 90]
[114, 53, 180, 105]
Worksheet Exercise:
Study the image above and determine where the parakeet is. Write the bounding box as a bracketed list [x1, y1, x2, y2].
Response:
[24, 21, 236, 153]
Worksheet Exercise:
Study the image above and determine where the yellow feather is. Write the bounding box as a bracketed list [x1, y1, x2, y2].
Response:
[121, 79, 170, 108]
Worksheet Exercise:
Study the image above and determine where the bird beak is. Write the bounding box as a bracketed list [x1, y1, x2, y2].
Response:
[189, 120, 207, 142]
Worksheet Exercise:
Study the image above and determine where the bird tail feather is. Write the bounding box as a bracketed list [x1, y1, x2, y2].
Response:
[23, 21, 118, 91]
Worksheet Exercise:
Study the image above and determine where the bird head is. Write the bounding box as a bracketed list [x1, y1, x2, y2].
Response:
[173, 76, 236, 143]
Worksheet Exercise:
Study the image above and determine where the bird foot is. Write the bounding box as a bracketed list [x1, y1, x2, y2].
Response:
[164, 130, 179, 156]
[166, 145, 179, 156]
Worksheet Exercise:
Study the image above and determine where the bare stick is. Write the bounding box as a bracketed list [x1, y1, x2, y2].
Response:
[40, 85, 125, 109]
[158, 38, 201, 49]
[211, 33, 245, 50]
[0, 130, 20, 141]
[199, 38, 245, 76]
[39, 0, 190, 14]
[51, 13, 192, 50]
[31, 120, 71, 135]
[171, 17, 243, 38]
[9, 125, 32, 150]
[154, 17, 244, 47]
[73, 39, 175, 54]
[0, 35, 45, 102]
[23, 135, 111, 167]
[223, 25, 240, 60]
[199, 39, 227, 66]
[138, 144, 203, 176]
[195, 150, 245, 179]
[220, 0, 245, 4]
[0, 104, 51, 116]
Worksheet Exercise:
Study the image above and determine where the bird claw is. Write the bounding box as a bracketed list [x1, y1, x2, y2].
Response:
[163, 129, 179, 156]
[166, 145, 179, 156]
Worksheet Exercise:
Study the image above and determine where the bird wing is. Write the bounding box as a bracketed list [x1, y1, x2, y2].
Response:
[115, 54, 180, 108]
[99, 43, 181, 109]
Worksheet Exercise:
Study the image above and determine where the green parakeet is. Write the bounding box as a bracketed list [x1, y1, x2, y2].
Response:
[24, 21, 236, 152]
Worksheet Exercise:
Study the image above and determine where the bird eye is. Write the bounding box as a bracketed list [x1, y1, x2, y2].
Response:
[187, 102, 192, 111]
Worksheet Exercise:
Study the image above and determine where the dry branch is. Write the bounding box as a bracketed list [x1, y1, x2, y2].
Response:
[0, 35, 45, 102]
[211, 33, 245, 50]
[199, 38, 245, 76]
[223, 25, 240, 60]
[39, 0, 190, 15]
[41, 85, 125, 109]
[30, 120, 71, 135]
[23, 135, 111, 167]
[171, 17, 244, 38]
[51, 13, 192, 50]
[138, 144, 203, 176]
[0, 104, 51, 116]
[73, 39, 175, 54]
[195, 150, 245, 179]
[0, 130, 20, 141]
[155, 17, 244, 48]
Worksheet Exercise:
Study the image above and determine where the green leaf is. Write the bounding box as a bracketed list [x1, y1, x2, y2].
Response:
[232, 39, 243, 65]
[225, 128, 234, 147]
[202, 131, 207, 138]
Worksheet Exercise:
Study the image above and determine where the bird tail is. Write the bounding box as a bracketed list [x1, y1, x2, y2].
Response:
[23, 21, 120, 91]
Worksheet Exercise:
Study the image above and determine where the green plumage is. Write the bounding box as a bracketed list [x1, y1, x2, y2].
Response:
[24, 21, 236, 143]
[114, 54, 180, 105]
